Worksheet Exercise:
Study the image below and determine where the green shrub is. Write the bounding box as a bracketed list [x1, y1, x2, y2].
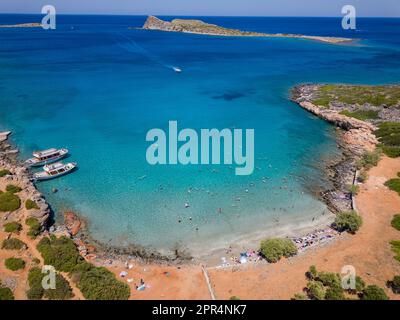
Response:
[25, 217, 41, 238]
[325, 285, 345, 300]
[0, 286, 14, 300]
[76, 266, 130, 300]
[333, 211, 363, 233]
[37, 236, 83, 272]
[69, 261, 94, 283]
[3, 221, 22, 233]
[306, 265, 318, 280]
[27, 285, 44, 300]
[375, 122, 400, 158]
[44, 273, 74, 300]
[355, 276, 366, 293]
[292, 293, 308, 300]
[356, 149, 382, 170]
[385, 179, 400, 195]
[1, 238, 26, 250]
[0, 169, 12, 177]
[27, 267, 73, 300]
[357, 170, 368, 183]
[5, 184, 22, 194]
[306, 281, 326, 300]
[229, 296, 240, 300]
[390, 240, 400, 262]
[361, 285, 389, 300]
[381, 145, 400, 158]
[5, 257, 26, 271]
[0, 191, 21, 212]
[317, 272, 342, 288]
[392, 214, 400, 231]
[27, 267, 44, 300]
[340, 109, 379, 121]
[259, 238, 297, 263]
[348, 184, 360, 196]
[25, 199, 39, 210]
[387, 275, 400, 294]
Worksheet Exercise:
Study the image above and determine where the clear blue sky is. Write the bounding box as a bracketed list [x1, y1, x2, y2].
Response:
[1, 0, 399, 17]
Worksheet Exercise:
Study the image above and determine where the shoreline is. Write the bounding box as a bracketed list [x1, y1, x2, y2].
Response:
[0, 83, 376, 268]
[138, 16, 354, 45]
[1, 82, 398, 299]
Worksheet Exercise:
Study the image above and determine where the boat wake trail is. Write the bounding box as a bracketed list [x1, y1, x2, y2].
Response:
[115, 33, 180, 72]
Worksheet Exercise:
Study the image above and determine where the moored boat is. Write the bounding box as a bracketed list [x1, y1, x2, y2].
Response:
[34, 162, 77, 181]
[25, 148, 68, 167]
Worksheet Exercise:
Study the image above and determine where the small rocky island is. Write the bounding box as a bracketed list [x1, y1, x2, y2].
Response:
[0, 23, 42, 28]
[139, 16, 353, 44]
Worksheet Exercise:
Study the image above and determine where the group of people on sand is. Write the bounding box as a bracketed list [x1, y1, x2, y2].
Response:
[292, 228, 338, 251]
[220, 248, 262, 267]
[118, 262, 148, 291]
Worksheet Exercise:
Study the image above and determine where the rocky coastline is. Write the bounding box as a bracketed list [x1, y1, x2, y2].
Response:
[0, 132, 51, 229]
[138, 16, 353, 44]
[0, 131, 190, 266]
[1, 83, 393, 267]
[291, 84, 379, 213]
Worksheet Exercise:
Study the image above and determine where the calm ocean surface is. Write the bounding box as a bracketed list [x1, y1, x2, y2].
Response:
[1, 15, 400, 255]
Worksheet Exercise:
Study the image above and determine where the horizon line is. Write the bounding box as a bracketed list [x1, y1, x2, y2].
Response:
[0, 12, 399, 18]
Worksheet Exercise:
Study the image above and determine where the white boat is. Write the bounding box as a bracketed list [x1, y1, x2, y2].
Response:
[173, 67, 182, 73]
[25, 148, 68, 167]
[34, 162, 77, 181]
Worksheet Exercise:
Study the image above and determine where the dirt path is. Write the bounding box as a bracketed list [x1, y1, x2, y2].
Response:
[207, 156, 400, 299]
[0, 177, 84, 300]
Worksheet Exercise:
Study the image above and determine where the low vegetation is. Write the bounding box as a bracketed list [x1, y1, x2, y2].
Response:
[0, 190, 21, 212]
[357, 170, 368, 183]
[356, 149, 382, 170]
[390, 240, 400, 262]
[25, 217, 41, 239]
[312, 84, 400, 108]
[37, 235, 83, 272]
[294, 266, 388, 300]
[0, 280, 14, 300]
[385, 178, 400, 195]
[1, 238, 26, 250]
[0, 169, 12, 177]
[333, 211, 363, 233]
[74, 265, 131, 300]
[5, 184, 22, 194]
[340, 109, 379, 121]
[27, 267, 74, 300]
[361, 285, 389, 300]
[392, 214, 400, 231]
[347, 184, 360, 196]
[3, 221, 22, 233]
[375, 122, 400, 158]
[259, 238, 297, 263]
[25, 199, 39, 210]
[37, 235, 130, 300]
[387, 275, 400, 294]
[5, 257, 26, 271]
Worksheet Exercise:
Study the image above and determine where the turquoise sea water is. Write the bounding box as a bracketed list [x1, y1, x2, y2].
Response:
[1, 15, 400, 255]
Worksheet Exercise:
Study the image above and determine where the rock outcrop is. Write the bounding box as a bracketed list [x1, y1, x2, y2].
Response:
[140, 16, 353, 44]
[291, 84, 381, 213]
[0, 132, 50, 229]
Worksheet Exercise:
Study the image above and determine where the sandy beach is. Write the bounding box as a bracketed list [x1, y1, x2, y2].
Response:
[69, 156, 398, 300]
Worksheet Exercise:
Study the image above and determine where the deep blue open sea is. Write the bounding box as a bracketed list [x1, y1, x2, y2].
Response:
[1, 15, 399, 255]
